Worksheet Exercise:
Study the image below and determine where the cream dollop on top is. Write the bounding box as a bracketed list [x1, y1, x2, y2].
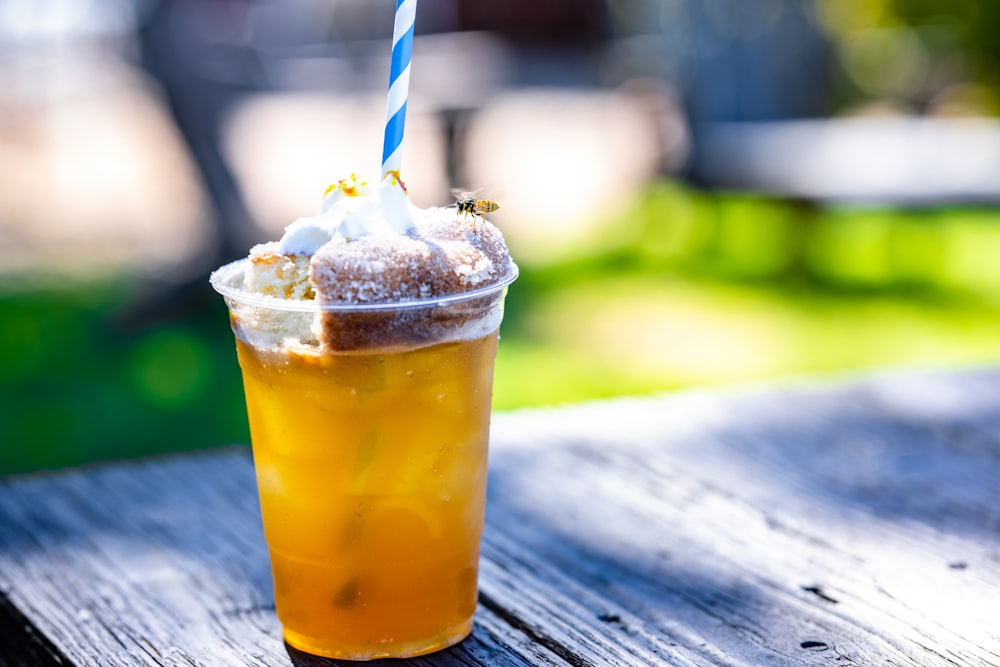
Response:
[278, 173, 415, 254]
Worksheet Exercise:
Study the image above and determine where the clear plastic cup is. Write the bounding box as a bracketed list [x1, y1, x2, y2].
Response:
[211, 259, 516, 660]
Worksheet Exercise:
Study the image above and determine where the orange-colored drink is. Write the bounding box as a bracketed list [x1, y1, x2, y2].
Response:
[234, 331, 499, 659]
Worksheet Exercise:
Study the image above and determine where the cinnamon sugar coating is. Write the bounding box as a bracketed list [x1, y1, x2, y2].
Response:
[309, 212, 512, 351]
[309, 215, 510, 303]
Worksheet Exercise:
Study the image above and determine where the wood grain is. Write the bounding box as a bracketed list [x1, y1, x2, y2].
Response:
[1, 368, 998, 665]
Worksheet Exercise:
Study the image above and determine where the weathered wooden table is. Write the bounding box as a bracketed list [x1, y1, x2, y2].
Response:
[1, 369, 998, 666]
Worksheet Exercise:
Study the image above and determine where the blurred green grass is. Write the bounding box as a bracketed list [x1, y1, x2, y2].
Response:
[493, 182, 1000, 406]
[4, 180, 1000, 475]
[0, 284, 250, 474]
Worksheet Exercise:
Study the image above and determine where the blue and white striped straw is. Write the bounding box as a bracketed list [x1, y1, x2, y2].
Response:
[382, 0, 417, 176]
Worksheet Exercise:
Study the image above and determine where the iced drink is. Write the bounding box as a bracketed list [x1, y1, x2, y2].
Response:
[210, 173, 516, 659]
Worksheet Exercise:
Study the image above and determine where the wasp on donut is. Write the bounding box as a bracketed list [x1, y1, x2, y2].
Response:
[451, 190, 499, 222]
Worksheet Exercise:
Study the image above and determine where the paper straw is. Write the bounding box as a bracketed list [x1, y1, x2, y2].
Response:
[382, 0, 417, 176]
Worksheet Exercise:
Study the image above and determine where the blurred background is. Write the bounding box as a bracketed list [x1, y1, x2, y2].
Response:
[4, 0, 1000, 474]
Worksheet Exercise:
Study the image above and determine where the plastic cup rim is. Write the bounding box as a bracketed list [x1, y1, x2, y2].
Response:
[209, 258, 518, 313]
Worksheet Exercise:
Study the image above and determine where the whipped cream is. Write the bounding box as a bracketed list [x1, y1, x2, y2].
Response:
[279, 173, 416, 255]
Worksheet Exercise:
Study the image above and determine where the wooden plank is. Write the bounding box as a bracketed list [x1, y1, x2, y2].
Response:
[0, 449, 273, 666]
[0, 368, 998, 665]
[0, 449, 568, 667]
[484, 368, 1000, 666]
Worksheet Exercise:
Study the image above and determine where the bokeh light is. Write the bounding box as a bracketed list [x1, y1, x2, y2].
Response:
[130, 329, 213, 408]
